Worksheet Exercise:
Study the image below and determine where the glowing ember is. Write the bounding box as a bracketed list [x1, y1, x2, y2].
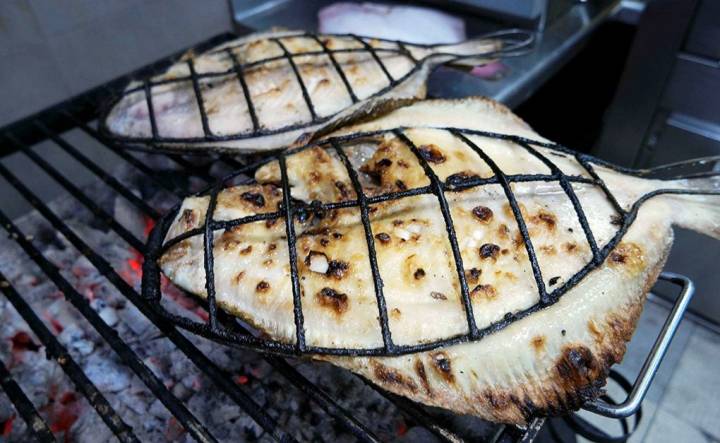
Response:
[11, 331, 40, 353]
[233, 375, 249, 385]
[43, 311, 64, 334]
[1, 415, 14, 438]
[143, 216, 156, 239]
[46, 391, 80, 439]
[396, 420, 408, 436]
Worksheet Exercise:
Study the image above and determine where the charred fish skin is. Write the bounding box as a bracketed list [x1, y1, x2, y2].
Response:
[155, 97, 720, 424]
[101, 29, 531, 153]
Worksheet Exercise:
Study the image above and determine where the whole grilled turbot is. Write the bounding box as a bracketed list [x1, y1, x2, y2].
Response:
[157, 98, 720, 424]
[101, 29, 523, 152]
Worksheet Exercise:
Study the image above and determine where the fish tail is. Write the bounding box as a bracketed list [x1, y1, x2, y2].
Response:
[650, 156, 720, 240]
[427, 29, 534, 67]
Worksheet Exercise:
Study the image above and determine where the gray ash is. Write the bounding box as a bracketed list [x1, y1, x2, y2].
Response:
[0, 152, 499, 442]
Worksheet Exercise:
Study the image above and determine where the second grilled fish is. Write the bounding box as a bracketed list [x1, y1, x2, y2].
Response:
[102, 29, 528, 152]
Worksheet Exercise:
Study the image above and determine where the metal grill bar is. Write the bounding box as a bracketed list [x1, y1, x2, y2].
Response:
[350, 35, 394, 83]
[163, 152, 217, 183]
[0, 166, 221, 442]
[209, 308, 382, 443]
[0, 270, 139, 443]
[0, 208, 217, 443]
[202, 185, 221, 332]
[394, 129, 479, 338]
[451, 130, 550, 305]
[13, 139, 146, 253]
[273, 38, 318, 121]
[0, 359, 55, 443]
[68, 114, 188, 197]
[331, 139, 393, 351]
[278, 155, 306, 351]
[576, 154, 627, 216]
[225, 48, 260, 132]
[515, 141, 600, 264]
[311, 35, 359, 103]
[397, 42, 418, 63]
[19, 117, 389, 442]
[362, 381, 463, 443]
[187, 59, 212, 137]
[35, 123, 160, 219]
[144, 81, 159, 139]
[0, 157, 293, 442]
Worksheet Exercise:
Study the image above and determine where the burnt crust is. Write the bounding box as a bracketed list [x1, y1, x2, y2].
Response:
[347, 242, 670, 425]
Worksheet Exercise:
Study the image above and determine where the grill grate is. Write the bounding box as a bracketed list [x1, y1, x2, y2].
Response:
[0, 32, 545, 443]
[97, 30, 534, 149]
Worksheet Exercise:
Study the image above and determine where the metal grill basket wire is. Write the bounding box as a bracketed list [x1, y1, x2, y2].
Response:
[143, 127, 720, 358]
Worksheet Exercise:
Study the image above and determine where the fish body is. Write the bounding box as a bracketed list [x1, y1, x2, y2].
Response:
[101, 30, 528, 152]
[154, 98, 720, 424]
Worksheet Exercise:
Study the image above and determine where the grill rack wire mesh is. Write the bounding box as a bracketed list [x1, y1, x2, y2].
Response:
[97, 29, 534, 150]
[143, 125, 720, 357]
[0, 31, 553, 443]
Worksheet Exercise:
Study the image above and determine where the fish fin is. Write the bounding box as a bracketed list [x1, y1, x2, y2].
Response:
[654, 157, 720, 239]
[426, 29, 534, 67]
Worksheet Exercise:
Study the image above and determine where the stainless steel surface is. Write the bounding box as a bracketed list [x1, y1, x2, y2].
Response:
[582, 272, 695, 419]
[231, 0, 624, 109]
[593, 0, 698, 166]
[427, 0, 621, 108]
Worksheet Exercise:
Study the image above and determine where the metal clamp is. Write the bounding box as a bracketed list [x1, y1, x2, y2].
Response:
[582, 272, 695, 418]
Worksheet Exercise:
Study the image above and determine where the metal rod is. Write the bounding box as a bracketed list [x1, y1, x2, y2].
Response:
[16, 144, 146, 253]
[0, 208, 217, 443]
[225, 48, 260, 133]
[451, 130, 549, 306]
[311, 35, 359, 103]
[332, 139, 394, 351]
[187, 59, 213, 137]
[34, 122, 160, 219]
[0, 270, 139, 443]
[67, 112, 188, 197]
[0, 358, 56, 443]
[0, 162, 293, 442]
[278, 154, 306, 352]
[582, 272, 695, 418]
[393, 129, 478, 338]
[273, 38, 318, 121]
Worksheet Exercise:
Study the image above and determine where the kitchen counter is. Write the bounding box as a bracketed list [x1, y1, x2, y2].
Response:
[428, 0, 623, 108]
[233, 0, 633, 109]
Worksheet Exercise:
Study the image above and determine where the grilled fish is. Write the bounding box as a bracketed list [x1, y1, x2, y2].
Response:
[156, 97, 720, 424]
[101, 29, 528, 152]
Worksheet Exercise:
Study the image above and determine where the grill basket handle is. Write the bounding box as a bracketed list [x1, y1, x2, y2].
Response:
[582, 272, 695, 418]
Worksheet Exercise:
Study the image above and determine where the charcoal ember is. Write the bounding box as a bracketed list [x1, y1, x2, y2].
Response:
[58, 323, 95, 357]
[72, 408, 113, 443]
[148, 399, 169, 419]
[171, 382, 192, 401]
[116, 304, 152, 337]
[97, 306, 119, 327]
[114, 196, 148, 241]
[84, 354, 131, 393]
[0, 146, 456, 442]
[124, 392, 150, 415]
[400, 426, 440, 442]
